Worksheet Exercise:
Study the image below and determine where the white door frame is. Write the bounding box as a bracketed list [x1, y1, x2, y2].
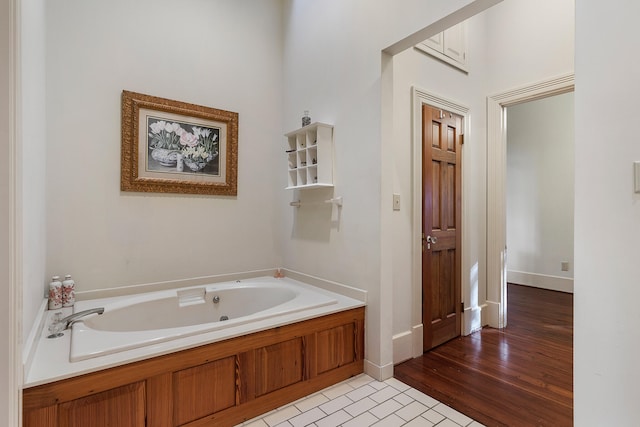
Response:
[486, 73, 574, 328]
[411, 87, 470, 357]
[3, 0, 22, 424]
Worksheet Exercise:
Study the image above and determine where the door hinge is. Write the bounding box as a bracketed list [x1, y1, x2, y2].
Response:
[460, 302, 464, 312]
[460, 134, 464, 145]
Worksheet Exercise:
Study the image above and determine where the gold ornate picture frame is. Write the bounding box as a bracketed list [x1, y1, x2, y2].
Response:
[121, 90, 238, 195]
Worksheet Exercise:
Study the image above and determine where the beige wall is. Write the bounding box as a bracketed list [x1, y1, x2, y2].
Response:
[21, 0, 47, 344]
[575, 1, 640, 423]
[10, 0, 640, 424]
[44, 0, 284, 292]
[507, 92, 574, 289]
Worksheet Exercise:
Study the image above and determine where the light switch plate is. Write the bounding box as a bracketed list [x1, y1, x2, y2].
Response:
[393, 193, 401, 211]
[635, 162, 640, 193]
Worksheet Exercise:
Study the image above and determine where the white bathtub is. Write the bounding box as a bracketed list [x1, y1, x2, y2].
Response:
[70, 277, 338, 362]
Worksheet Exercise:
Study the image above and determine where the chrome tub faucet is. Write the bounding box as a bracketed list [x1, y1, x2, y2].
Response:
[48, 307, 104, 338]
[59, 308, 105, 329]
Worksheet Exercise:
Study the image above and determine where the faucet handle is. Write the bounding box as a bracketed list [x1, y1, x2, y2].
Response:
[52, 312, 63, 324]
[47, 313, 65, 338]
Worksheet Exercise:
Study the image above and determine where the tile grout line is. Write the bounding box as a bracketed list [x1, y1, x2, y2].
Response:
[240, 374, 483, 427]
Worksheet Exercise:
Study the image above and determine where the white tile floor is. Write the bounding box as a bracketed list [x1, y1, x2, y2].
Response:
[236, 374, 484, 427]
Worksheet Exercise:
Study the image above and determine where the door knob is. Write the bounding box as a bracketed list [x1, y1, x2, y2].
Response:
[422, 234, 437, 250]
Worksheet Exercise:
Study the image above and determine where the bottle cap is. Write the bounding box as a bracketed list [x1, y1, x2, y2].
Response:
[52, 276, 60, 281]
[64, 275, 72, 280]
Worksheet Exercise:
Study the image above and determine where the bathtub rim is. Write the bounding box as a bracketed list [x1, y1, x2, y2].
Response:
[79, 282, 303, 331]
[73, 268, 367, 304]
[70, 279, 339, 362]
[24, 269, 366, 388]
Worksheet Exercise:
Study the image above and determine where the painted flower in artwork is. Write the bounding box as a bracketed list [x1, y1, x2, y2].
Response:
[182, 145, 210, 160]
[180, 126, 219, 161]
[149, 120, 166, 134]
[179, 132, 199, 147]
[164, 122, 181, 133]
[148, 120, 182, 150]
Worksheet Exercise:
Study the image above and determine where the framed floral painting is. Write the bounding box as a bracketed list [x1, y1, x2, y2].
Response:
[121, 91, 238, 195]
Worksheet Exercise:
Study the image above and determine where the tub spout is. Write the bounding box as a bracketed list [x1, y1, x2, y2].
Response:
[59, 307, 105, 329]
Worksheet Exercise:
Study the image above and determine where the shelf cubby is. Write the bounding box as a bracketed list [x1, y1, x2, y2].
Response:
[284, 123, 333, 190]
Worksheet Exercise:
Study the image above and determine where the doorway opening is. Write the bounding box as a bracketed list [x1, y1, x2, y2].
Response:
[486, 74, 574, 328]
[506, 91, 575, 295]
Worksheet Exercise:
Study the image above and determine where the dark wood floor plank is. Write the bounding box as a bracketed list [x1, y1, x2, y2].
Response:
[433, 342, 573, 407]
[404, 353, 570, 426]
[394, 284, 573, 427]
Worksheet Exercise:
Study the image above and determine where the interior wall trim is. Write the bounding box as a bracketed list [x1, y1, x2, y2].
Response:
[392, 331, 413, 365]
[364, 359, 394, 382]
[507, 270, 574, 294]
[22, 299, 47, 383]
[7, 0, 23, 425]
[392, 323, 429, 364]
[411, 324, 423, 359]
[462, 305, 483, 335]
[486, 73, 575, 328]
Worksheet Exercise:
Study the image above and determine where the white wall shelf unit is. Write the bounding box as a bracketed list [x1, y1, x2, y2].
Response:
[285, 122, 334, 190]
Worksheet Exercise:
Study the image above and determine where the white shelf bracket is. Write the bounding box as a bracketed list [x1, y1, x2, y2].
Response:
[289, 196, 342, 208]
[325, 196, 343, 207]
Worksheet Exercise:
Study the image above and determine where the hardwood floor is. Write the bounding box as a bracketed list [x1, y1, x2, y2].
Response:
[394, 284, 573, 427]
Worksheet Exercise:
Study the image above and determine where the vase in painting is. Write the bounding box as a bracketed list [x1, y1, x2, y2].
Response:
[151, 148, 180, 167]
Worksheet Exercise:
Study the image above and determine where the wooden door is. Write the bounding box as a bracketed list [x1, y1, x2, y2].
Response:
[422, 104, 463, 351]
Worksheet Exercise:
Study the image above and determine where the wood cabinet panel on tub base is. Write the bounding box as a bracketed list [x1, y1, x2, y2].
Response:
[23, 307, 365, 427]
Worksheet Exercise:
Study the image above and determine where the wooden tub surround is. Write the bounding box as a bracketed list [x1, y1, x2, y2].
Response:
[23, 307, 365, 427]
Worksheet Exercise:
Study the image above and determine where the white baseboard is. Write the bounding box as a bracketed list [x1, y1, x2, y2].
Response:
[480, 303, 488, 327]
[463, 305, 485, 335]
[507, 270, 574, 293]
[392, 331, 413, 365]
[392, 323, 425, 365]
[364, 359, 394, 381]
[395, 309, 488, 364]
[486, 300, 503, 328]
[411, 324, 423, 358]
